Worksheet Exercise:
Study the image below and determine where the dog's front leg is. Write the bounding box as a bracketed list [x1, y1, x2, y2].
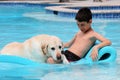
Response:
[62, 55, 69, 64]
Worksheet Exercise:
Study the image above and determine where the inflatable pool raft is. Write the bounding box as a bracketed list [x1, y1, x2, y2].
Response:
[71, 45, 117, 65]
[0, 45, 117, 66]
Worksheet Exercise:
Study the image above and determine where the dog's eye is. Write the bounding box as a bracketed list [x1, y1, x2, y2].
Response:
[51, 47, 55, 50]
[59, 46, 62, 49]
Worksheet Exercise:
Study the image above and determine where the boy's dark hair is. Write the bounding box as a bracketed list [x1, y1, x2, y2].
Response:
[75, 7, 92, 22]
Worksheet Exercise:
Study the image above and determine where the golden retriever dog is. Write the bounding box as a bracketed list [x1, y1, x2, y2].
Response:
[0, 34, 69, 64]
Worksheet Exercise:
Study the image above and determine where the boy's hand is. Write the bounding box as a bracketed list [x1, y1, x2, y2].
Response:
[47, 57, 55, 64]
[90, 46, 98, 61]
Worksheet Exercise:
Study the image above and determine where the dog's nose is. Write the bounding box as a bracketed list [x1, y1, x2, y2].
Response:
[57, 56, 61, 60]
[61, 50, 64, 54]
[57, 53, 61, 60]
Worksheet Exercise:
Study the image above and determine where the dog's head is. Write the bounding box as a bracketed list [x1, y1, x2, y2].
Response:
[41, 36, 64, 63]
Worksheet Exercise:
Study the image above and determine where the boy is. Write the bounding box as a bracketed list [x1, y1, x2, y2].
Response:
[47, 7, 111, 63]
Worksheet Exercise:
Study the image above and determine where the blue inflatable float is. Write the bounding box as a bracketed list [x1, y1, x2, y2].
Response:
[0, 45, 117, 66]
[70, 46, 117, 65]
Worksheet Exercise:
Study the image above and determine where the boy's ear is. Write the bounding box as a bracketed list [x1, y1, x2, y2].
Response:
[89, 19, 92, 23]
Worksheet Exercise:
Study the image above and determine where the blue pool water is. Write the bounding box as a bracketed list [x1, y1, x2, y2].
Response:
[0, 3, 120, 80]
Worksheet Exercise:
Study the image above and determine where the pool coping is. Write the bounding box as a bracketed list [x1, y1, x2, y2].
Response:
[0, 1, 120, 18]
[0, 1, 120, 14]
[45, 1, 120, 14]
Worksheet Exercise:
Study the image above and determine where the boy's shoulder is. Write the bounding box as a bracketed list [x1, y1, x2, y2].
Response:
[75, 31, 82, 36]
[77, 31, 82, 34]
[92, 31, 100, 35]
[92, 31, 104, 38]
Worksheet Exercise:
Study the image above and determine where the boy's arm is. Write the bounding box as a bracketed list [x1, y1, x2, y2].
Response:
[94, 32, 111, 49]
[91, 32, 111, 61]
[46, 57, 55, 64]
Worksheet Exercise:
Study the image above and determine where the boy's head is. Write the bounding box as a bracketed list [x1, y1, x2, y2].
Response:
[75, 7, 92, 33]
[75, 7, 92, 22]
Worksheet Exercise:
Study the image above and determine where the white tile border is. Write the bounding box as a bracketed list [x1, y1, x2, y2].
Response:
[45, 1, 120, 14]
[0, 1, 120, 14]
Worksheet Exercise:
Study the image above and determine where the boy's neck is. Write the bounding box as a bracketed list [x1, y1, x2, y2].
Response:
[84, 27, 93, 33]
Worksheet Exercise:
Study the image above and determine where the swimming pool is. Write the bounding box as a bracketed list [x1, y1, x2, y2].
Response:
[0, 3, 120, 80]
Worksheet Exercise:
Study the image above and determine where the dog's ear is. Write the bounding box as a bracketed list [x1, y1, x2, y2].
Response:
[41, 44, 48, 55]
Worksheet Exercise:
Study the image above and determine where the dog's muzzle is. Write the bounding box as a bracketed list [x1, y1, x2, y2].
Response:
[55, 59, 63, 63]
[55, 55, 63, 63]
[57, 55, 61, 60]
